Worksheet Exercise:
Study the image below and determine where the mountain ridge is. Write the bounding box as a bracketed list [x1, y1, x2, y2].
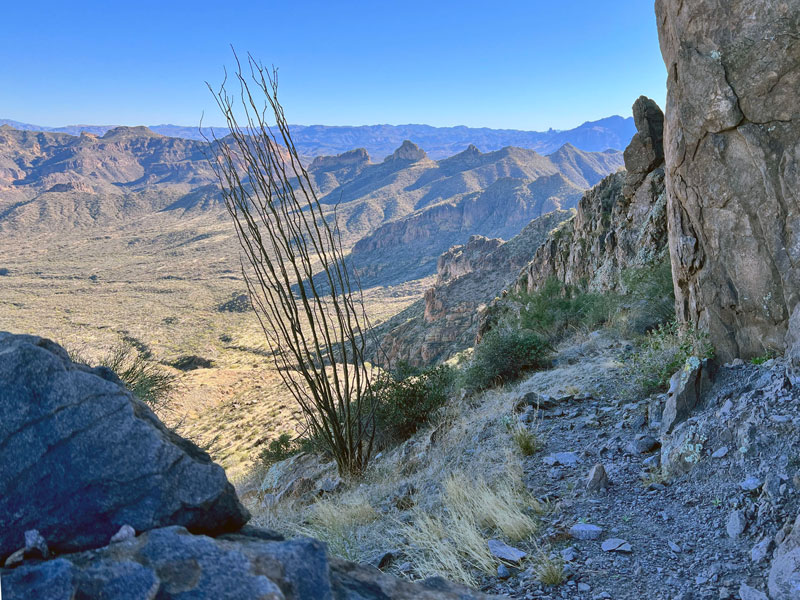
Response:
[0, 115, 635, 160]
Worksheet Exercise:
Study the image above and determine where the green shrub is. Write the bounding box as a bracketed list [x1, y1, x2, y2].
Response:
[751, 350, 776, 365]
[372, 365, 455, 447]
[259, 433, 302, 467]
[463, 328, 550, 391]
[613, 258, 675, 334]
[516, 278, 615, 342]
[623, 320, 714, 398]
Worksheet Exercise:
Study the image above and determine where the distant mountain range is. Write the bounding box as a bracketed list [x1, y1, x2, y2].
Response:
[0, 123, 623, 287]
[0, 116, 635, 160]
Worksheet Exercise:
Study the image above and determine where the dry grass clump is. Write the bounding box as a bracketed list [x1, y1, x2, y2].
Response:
[533, 547, 565, 585]
[511, 423, 545, 456]
[400, 471, 537, 586]
[294, 494, 379, 562]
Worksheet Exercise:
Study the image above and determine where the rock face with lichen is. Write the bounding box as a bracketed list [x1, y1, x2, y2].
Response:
[655, 0, 800, 361]
[512, 96, 668, 297]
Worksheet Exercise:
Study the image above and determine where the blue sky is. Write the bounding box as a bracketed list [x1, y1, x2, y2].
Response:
[1, 1, 666, 130]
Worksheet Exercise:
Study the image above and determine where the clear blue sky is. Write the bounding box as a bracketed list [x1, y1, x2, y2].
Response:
[1, 1, 666, 131]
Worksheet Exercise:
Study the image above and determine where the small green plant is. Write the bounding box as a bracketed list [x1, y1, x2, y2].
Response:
[623, 320, 714, 398]
[463, 327, 550, 391]
[711, 497, 722, 508]
[259, 433, 302, 468]
[751, 350, 776, 365]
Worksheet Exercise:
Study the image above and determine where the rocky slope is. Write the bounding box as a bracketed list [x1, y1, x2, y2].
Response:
[345, 143, 620, 285]
[512, 97, 668, 297]
[374, 210, 572, 367]
[2, 116, 636, 160]
[655, 0, 800, 362]
[0, 332, 486, 599]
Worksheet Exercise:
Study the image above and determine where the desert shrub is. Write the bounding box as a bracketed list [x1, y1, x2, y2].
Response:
[463, 327, 550, 391]
[100, 343, 177, 406]
[623, 320, 714, 398]
[169, 355, 214, 371]
[517, 278, 616, 342]
[371, 365, 455, 447]
[510, 424, 544, 456]
[612, 257, 675, 334]
[259, 433, 302, 467]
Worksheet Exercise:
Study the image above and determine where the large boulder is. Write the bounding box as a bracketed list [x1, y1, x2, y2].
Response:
[655, 0, 800, 361]
[0, 525, 488, 600]
[0, 333, 249, 561]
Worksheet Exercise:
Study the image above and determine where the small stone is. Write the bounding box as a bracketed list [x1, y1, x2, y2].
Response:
[488, 539, 527, 564]
[712, 446, 729, 459]
[561, 547, 577, 562]
[725, 510, 747, 540]
[727, 510, 747, 539]
[695, 575, 709, 585]
[625, 435, 659, 455]
[738, 582, 768, 600]
[586, 464, 609, 492]
[643, 454, 661, 469]
[543, 452, 580, 467]
[668, 540, 682, 553]
[23, 529, 48, 559]
[739, 476, 762, 492]
[497, 564, 512, 579]
[601, 538, 632, 553]
[397, 561, 413, 574]
[109, 524, 136, 544]
[750, 538, 772, 563]
[570, 523, 603, 541]
[578, 582, 591, 592]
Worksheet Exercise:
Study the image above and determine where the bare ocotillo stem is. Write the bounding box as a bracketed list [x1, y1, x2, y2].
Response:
[204, 52, 375, 477]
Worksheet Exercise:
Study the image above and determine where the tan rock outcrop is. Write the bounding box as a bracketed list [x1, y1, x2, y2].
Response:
[514, 97, 668, 296]
[655, 0, 800, 360]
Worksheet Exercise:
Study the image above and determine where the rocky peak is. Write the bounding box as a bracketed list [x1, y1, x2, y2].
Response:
[100, 125, 163, 140]
[310, 147, 371, 171]
[623, 96, 664, 197]
[385, 139, 427, 163]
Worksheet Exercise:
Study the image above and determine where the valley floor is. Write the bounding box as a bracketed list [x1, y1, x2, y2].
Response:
[246, 331, 800, 599]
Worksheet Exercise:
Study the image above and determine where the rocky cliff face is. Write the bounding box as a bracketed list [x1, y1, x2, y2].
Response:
[655, 0, 800, 361]
[513, 97, 668, 296]
[376, 211, 571, 367]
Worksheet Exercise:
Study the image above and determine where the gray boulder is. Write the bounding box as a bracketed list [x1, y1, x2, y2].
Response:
[0, 332, 249, 560]
[661, 357, 715, 434]
[0, 526, 488, 600]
